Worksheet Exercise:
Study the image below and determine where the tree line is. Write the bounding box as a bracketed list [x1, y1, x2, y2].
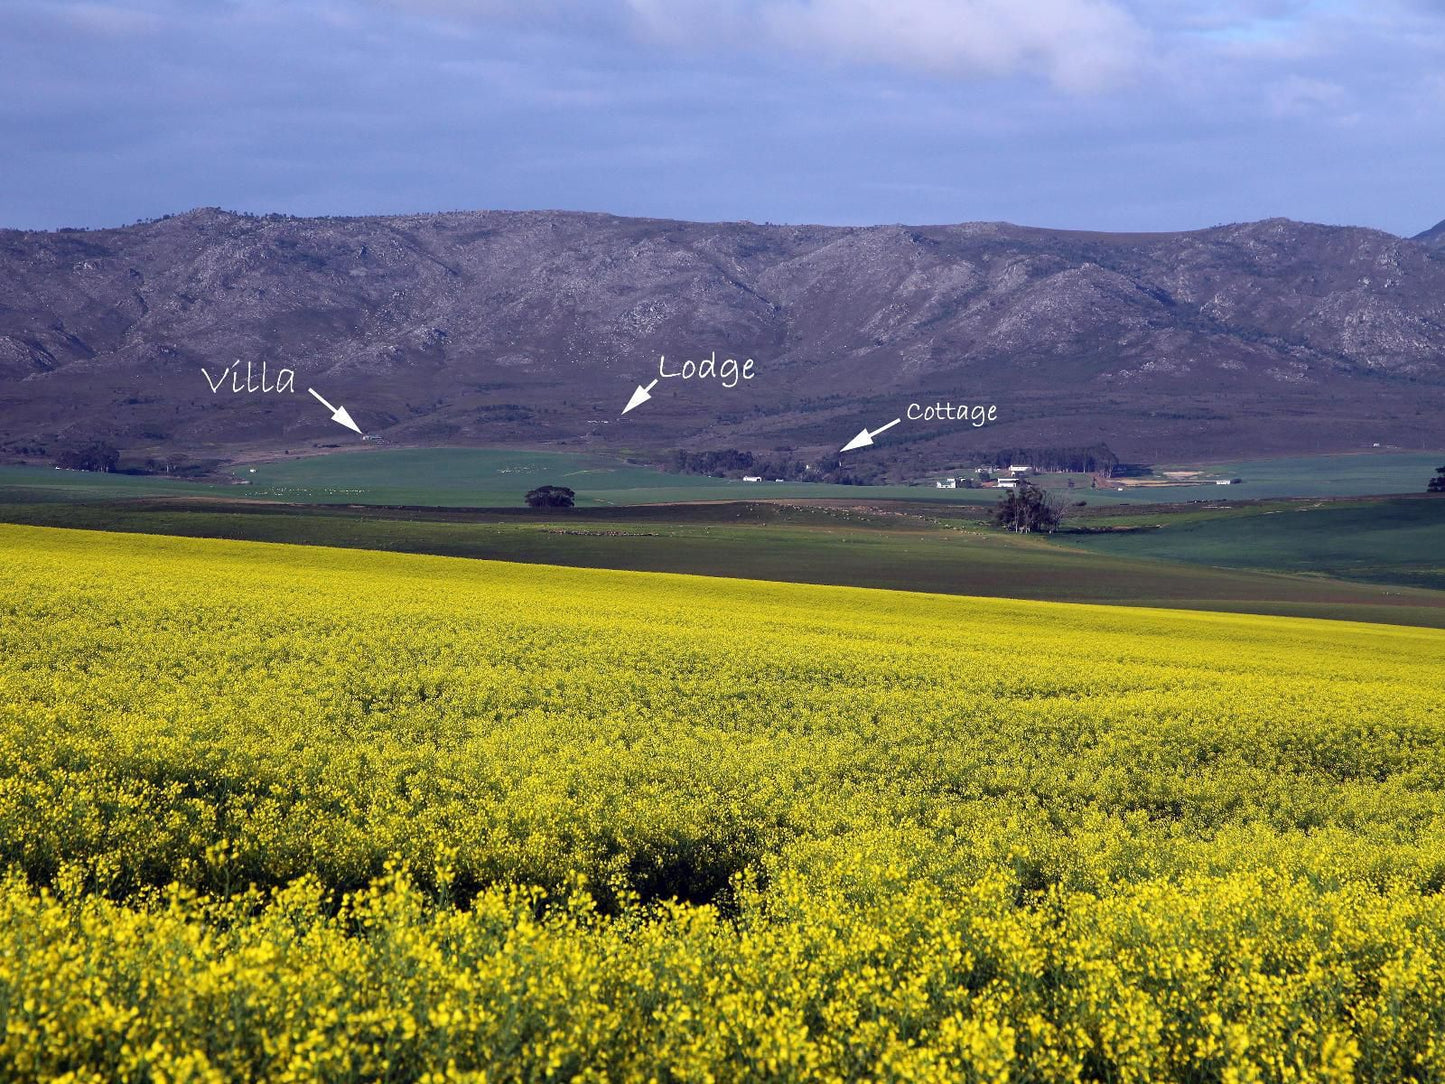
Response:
[54, 441, 120, 473]
[982, 444, 1119, 475]
[664, 449, 885, 486]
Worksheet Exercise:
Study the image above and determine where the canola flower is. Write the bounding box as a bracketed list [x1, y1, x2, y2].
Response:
[1, 523, 1444, 1082]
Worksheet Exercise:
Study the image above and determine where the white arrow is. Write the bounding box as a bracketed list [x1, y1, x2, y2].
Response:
[307, 387, 363, 434]
[840, 417, 901, 452]
[622, 378, 659, 415]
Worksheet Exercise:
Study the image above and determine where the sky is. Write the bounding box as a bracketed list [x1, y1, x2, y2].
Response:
[1, 0, 1442, 234]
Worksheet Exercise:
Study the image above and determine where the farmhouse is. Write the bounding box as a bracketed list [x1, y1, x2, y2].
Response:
[935, 478, 957, 489]
[742, 475, 762, 482]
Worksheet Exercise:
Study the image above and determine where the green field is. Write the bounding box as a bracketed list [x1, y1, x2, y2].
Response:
[0, 464, 230, 500]
[1030, 451, 1444, 503]
[237, 448, 1008, 507]
[4, 448, 1438, 509]
[1159, 451, 1445, 499]
[1066, 497, 1445, 591]
[0, 452, 993, 507]
[217, 447, 1445, 507]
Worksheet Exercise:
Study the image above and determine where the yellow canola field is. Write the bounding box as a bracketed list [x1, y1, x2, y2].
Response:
[2, 523, 1445, 1083]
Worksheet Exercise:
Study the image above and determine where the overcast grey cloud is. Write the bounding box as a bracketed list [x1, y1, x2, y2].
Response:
[0, 0, 1440, 233]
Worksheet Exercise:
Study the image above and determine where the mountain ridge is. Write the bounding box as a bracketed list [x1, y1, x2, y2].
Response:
[1414, 218, 1445, 246]
[2, 207, 1443, 473]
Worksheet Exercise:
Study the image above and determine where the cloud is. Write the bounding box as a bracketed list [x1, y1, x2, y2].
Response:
[728, 0, 1145, 92]
[1266, 74, 1354, 121]
[377, 0, 1148, 92]
[1142, 0, 1315, 33]
[61, 1, 162, 35]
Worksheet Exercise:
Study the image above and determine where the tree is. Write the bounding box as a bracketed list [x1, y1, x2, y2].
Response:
[55, 441, 119, 473]
[1428, 466, 1445, 494]
[525, 485, 576, 508]
[992, 481, 1063, 533]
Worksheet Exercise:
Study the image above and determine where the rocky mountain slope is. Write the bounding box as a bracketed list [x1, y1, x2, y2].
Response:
[2, 208, 1443, 472]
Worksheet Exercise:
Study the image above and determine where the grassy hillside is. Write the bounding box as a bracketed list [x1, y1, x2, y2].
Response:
[2, 525, 1444, 1080]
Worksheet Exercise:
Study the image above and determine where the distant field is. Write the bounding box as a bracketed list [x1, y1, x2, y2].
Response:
[4, 448, 1436, 508]
[1064, 496, 1445, 590]
[0, 452, 991, 508]
[1030, 451, 1445, 503]
[1172, 451, 1444, 499]
[0, 465, 228, 500]
[223, 447, 1445, 506]
[226, 447, 1017, 506]
[238, 447, 760, 505]
[1069, 450, 1439, 500]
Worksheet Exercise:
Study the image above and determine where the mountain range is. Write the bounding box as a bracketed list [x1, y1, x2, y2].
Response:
[2, 207, 1444, 474]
